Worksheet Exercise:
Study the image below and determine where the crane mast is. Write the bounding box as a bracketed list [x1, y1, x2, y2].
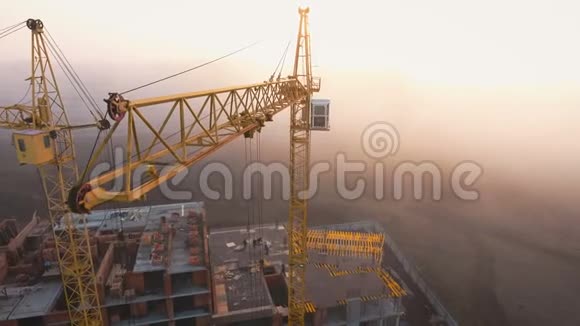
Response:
[0, 19, 103, 325]
[288, 7, 318, 326]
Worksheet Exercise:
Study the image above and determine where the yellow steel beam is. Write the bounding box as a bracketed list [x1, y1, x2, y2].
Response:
[69, 79, 307, 213]
[306, 230, 384, 264]
[288, 7, 314, 326]
[376, 268, 407, 298]
[129, 80, 291, 108]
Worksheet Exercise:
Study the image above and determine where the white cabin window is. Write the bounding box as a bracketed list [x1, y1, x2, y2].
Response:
[310, 99, 330, 130]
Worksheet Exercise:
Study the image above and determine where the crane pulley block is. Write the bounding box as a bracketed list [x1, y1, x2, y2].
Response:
[105, 93, 129, 121]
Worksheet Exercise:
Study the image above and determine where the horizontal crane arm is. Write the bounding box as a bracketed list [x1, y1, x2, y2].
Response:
[0, 104, 60, 130]
[0, 104, 109, 131]
[68, 78, 308, 213]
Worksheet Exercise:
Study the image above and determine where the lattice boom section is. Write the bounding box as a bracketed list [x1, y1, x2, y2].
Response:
[306, 230, 384, 263]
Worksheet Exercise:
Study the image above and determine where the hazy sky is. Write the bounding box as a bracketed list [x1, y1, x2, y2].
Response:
[2, 0, 580, 190]
[3, 0, 580, 86]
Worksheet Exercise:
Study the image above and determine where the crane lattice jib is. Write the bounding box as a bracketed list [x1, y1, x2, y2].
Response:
[68, 79, 308, 213]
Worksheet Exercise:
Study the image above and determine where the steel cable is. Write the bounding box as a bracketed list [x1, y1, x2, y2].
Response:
[0, 24, 26, 40]
[45, 28, 105, 118]
[120, 41, 260, 95]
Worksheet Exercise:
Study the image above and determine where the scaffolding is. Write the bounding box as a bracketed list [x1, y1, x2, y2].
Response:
[307, 230, 384, 264]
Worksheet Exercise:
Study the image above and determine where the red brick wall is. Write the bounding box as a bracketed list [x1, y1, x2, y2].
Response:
[164, 272, 172, 295]
[193, 270, 207, 287]
[194, 293, 210, 310]
[96, 243, 114, 284]
[125, 272, 145, 294]
[0, 320, 18, 326]
[0, 253, 7, 284]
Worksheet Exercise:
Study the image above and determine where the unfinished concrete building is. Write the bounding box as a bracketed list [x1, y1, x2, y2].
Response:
[0, 202, 409, 326]
[0, 202, 212, 326]
[209, 224, 406, 325]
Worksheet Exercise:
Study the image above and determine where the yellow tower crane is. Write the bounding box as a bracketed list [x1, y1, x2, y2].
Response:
[0, 19, 105, 325]
[2, 8, 324, 325]
[69, 8, 322, 325]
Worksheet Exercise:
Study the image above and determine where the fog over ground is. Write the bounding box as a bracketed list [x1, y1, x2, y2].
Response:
[2, 1, 580, 325]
